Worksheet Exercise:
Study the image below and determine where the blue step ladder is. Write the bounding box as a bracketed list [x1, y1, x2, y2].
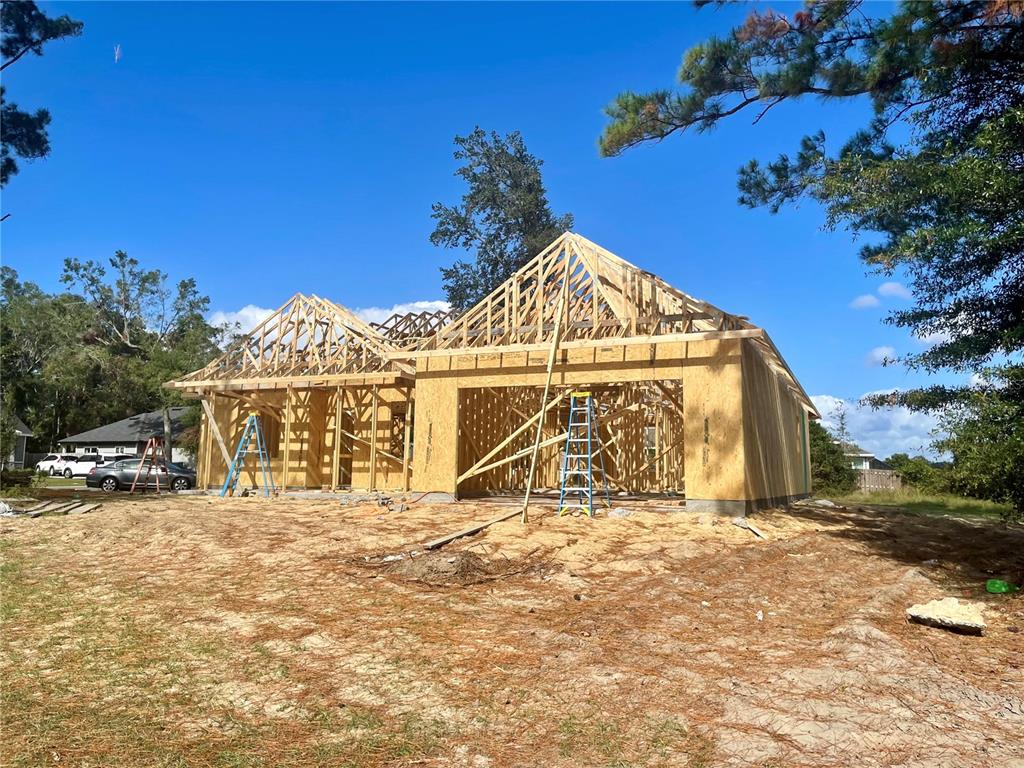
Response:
[221, 413, 276, 497]
[557, 391, 611, 517]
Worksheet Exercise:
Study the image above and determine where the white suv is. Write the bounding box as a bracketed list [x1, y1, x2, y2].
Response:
[62, 454, 133, 478]
[35, 454, 78, 476]
[62, 454, 99, 477]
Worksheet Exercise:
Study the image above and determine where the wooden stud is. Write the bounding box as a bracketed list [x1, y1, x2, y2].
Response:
[331, 385, 342, 489]
[200, 397, 213, 489]
[283, 385, 293, 491]
[402, 388, 413, 491]
[456, 390, 567, 484]
[369, 385, 379, 491]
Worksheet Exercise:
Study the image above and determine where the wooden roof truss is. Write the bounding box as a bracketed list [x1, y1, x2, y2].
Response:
[400, 232, 815, 414]
[415, 232, 748, 351]
[371, 309, 458, 350]
[169, 233, 814, 415]
[172, 293, 412, 390]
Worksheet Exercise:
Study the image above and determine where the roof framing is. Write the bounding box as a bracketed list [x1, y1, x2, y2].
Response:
[167, 233, 816, 416]
[169, 292, 412, 392]
[388, 232, 817, 415]
[371, 309, 458, 351]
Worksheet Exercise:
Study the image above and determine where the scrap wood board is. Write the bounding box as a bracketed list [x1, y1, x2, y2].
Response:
[51, 501, 84, 514]
[422, 509, 522, 550]
[67, 503, 102, 515]
[25, 501, 71, 514]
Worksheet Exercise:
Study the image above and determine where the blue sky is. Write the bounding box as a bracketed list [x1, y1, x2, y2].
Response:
[2, 1, 950, 457]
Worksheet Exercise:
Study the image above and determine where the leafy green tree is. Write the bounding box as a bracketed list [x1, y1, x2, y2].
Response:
[1, 258, 221, 456]
[0, 398, 17, 470]
[884, 452, 945, 492]
[61, 251, 213, 357]
[61, 252, 221, 458]
[1, 1, 83, 186]
[599, 1, 1023, 412]
[808, 420, 857, 496]
[431, 128, 574, 311]
[934, 368, 1024, 520]
[0, 266, 96, 446]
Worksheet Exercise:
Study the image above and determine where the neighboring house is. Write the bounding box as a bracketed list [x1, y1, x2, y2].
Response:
[837, 441, 892, 471]
[3, 414, 32, 470]
[837, 440, 900, 491]
[58, 407, 193, 465]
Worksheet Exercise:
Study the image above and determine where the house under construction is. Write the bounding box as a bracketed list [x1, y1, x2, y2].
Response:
[168, 233, 818, 514]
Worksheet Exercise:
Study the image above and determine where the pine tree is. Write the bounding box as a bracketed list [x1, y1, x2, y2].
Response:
[431, 128, 573, 311]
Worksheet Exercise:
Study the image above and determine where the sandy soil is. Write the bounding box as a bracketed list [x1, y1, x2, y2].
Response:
[1, 494, 1022, 767]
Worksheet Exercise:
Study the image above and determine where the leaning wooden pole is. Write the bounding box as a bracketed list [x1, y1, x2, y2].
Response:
[521, 248, 572, 523]
[369, 385, 379, 492]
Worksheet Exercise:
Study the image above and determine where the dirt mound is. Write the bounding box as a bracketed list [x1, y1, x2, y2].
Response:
[383, 550, 547, 586]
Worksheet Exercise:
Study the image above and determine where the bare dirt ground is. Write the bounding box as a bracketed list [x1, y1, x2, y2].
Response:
[2, 494, 1022, 767]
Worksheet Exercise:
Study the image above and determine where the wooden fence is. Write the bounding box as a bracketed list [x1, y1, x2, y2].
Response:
[857, 469, 902, 492]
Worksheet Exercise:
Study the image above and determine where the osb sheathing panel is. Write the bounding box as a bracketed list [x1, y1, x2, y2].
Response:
[679, 339, 746, 503]
[411, 377, 459, 494]
[741, 341, 811, 501]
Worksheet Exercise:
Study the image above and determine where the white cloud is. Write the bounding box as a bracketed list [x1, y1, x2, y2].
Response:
[352, 300, 451, 326]
[811, 394, 940, 460]
[209, 304, 275, 333]
[913, 329, 951, 347]
[866, 345, 896, 366]
[878, 281, 912, 300]
[849, 294, 880, 309]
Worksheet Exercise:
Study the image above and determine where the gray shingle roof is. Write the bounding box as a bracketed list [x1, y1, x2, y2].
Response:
[836, 439, 872, 456]
[11, 414, 32, 437]
[58, 407, 190, 445]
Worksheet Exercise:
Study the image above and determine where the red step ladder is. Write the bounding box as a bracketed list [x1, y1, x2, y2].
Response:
[129, 437, 168, 494]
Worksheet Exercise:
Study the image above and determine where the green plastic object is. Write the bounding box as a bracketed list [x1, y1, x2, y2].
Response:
[986, 579, 1020, 594]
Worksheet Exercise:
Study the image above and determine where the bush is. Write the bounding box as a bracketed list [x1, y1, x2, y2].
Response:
[0, 469, 42, 497]
[809, 420, 857, 496]
[884, 453, 949, 494]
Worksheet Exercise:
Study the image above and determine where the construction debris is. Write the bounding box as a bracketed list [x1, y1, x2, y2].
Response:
[422, 509, 521, 550]
[386, 551, 493, 586]
[732, 516, 768, 539]
[0, 500, 104, 519]
[906, 597, 987, 635]
[67, 503, 102, 515]
[794, 498, 840, 509]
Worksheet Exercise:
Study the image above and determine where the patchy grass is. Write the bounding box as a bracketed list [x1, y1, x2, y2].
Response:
[555, 712, 711, 767]
[831, 489, 1014, 520]
[37, 475, 88, 488]
[3, 496, 1022, 766]
[0, 474, 86, 498]
[0, 536, 448, 767]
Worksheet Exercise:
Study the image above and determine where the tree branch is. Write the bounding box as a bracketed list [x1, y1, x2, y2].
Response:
[0, 42, 39, 72]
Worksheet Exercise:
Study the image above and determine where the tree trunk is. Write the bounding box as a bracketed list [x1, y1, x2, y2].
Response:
[163, 406, 173, 464]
